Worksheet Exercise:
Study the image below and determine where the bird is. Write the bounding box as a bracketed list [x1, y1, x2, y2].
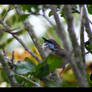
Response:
[42, 37, 68, 69]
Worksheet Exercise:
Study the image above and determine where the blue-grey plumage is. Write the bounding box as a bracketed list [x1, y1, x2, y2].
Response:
[42, 37, 69, 68]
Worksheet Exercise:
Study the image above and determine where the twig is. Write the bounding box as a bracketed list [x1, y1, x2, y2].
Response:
[1, 5, 12, 21]
[14, 73, 42, 87]
[42, 9, 55, 27]
[83, 5, 92, 44]
[11, 50, 14, 63]
[0, 24, 41, 64]
[85, 51, 90, 55]
[0, 51, 18, 87]
[79, 5, 86, 64]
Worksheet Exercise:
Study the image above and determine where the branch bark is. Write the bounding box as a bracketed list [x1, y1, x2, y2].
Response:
[83, 5, 92, 44]
[64, 5, 88, 87]
[0, 23, 41, 64]
[14, 73, 42, 87]
[49, 5, 88, 87]
[79, 5, 86, 64]
[14, 5, 46, 60]
[0, 51, 18, 87]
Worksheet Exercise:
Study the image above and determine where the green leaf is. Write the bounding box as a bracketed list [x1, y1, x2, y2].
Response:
[0, 37, 14, 49]
[35, 54, 62, 78]
[20, 5, 31, 11]
[1, 9, 6, 17]
[47, 54, 62, 72]
[85, 40, 92, 54]
[48, 11, 53, 17]
[1, 70, 8, 82]
[20, 5, 40, 13]
[25, 57, 36, 65]
[86, 72, 92, 87]
[15, 61, 36, 75]
[35, 61, 49, 78]
[18, 14, 29, 22]
[87, 5, 92, 14]
[60, 11, 65, 17]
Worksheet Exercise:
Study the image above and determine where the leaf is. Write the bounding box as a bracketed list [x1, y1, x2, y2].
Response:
[35, 54, 62, 78]
[60, 11, 65, 17]
[47, 54, 62, 72]
[25, 57, 36, 65]
[48, 11, 53, 17]
[35, 61, 49, 78]
[18, 14, 29, 22]
[85, 40, 92, 54]
[1, 9, 6, 17]
[15, 61, 36, 75]
[86, 72, 92, 87]
[1, 70, 8, 82]
[87, 5, 92, 14]
[20, 5, 31, 12]
[20, 5, 40, 13]
[0, 37, 14, 49]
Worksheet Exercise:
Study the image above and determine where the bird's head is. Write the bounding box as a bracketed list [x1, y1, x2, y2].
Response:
[42, 37, 62, 57]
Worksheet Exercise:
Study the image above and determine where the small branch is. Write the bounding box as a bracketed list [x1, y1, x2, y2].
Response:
[83, 5, 92, 44]
[85, 51, 90, 55]
[64, 5, 88, 87]
[79, 6, 86, 64]
[14, 73, 42, 87]
[0, 24, 41, 64]
[42, 9, 55, 27]
[0, 51, 18, 87]
[1, 5, 12, 21]
[48, 5, 88, 87]
[14, 5, 46, 60]
[11, 50, 14, 63]
[48, 5, 70, 51]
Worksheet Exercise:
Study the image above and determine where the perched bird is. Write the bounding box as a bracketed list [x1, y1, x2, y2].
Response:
[42, 37, 68, 68]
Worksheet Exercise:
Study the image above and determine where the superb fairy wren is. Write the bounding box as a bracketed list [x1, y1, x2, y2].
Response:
[42, 37, 68, 68]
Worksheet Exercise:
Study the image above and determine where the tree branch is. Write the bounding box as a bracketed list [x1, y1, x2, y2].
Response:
[64, 5, 88, 87]
[79, 6, 86, 64]
[14, 5, 46, 60]
[83, 5, 92, 44]
[0, 22, 41, 64]
[49, 5, 88, 87]
[14, 73, 42, 87]
[0, 51, 18, 87]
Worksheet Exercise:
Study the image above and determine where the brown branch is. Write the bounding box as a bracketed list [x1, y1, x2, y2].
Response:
[64, 5, 88, 87]
[14, 5, 46, 60]
[1, 5, 12, 21]
[49, 5, 88, 87]
[83, 5, 92, 44]
[79, 6, 86, 64]
[0, 23, 41, 64]
[0, 51, 18, 87]
[14, 73, 42, 87]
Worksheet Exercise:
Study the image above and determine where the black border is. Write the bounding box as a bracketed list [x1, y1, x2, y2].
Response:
[0, 0, 92, 4]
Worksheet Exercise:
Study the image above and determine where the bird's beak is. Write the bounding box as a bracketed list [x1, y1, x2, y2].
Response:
[42, 37, 48, 42]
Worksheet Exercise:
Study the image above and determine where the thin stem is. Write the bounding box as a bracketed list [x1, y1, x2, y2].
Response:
[80, 6, 86, 64]
[0, 24, 41, 63]
[0, 52, 18, 87]
[14, 73, 42, 87]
